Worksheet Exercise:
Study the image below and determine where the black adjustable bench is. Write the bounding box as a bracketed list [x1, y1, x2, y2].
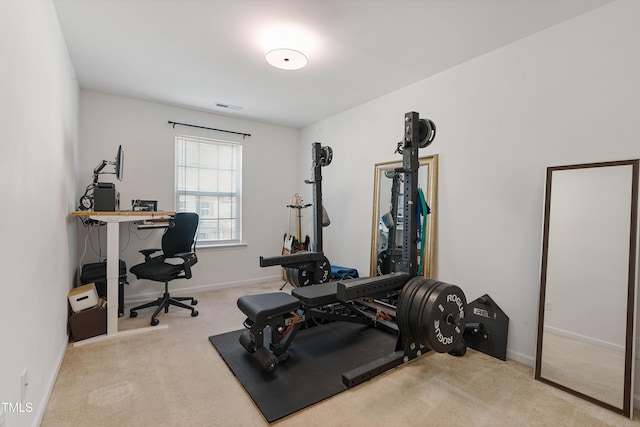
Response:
[236, 273, 411, 373]
[291, 282, 339, 306]
[291, 273, 409, 305]
[236, 284, 341, 373]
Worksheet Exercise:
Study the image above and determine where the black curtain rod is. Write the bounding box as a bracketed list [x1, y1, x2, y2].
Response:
[168, 121, 251, 138]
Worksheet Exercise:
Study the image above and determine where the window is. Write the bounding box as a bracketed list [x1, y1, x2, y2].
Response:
[175, 135, 242, 246]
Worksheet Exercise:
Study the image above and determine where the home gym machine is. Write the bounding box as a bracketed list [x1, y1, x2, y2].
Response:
[237, 112, 467, 387]
[259, 142, 333, 287]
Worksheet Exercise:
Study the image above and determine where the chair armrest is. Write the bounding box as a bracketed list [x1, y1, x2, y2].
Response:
[167, 252, 198, 279]
[139, 248, 162, 261]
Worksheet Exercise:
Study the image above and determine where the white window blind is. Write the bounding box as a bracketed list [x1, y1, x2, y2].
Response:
[175, 135, 242, 245]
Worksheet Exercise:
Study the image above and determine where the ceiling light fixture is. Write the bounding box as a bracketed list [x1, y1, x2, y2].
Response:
[265, 48, 308, 70]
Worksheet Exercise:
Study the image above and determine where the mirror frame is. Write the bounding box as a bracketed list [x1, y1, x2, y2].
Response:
[370, 155, 438, 277]
[535, 159, 639, 418]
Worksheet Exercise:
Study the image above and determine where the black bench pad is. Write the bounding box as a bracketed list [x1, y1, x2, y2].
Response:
[237, 292, 300, 324]
[291, 282, 339, 307]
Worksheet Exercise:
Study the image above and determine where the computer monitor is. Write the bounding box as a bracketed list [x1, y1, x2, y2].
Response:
[115, 145, 124, 181]
[92, 145, 124, 183]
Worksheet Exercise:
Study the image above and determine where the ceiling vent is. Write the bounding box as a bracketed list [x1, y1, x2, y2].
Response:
[215, 102, 243, 111]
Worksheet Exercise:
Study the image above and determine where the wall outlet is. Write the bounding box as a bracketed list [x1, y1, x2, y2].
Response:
[21, 367, 28, 403]
[545, 301, 553, 311]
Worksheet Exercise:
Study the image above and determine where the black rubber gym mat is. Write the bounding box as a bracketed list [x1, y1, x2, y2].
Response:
[209, 322, 396, 423]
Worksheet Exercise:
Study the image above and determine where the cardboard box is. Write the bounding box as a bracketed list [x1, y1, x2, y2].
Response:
[69, 298, 107, 341]
[68, 283, 99, 312]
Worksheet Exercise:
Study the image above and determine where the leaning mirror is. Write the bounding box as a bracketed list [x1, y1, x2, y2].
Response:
[535, 159, 638, 418]
[370, 155, 438, 277]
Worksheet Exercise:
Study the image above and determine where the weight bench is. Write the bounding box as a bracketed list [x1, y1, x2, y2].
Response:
[237, 274, 411, 373]
[236, 282, 345, 373]
[291, 282, 339, 306]
[292, 273, 409, 307]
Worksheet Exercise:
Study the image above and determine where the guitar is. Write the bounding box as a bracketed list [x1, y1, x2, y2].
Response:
[281, 194, 309, 281]
[282, 193, 311, 255]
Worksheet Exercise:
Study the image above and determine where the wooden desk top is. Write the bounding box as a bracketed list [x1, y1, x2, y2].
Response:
[71, 211, 175, 217]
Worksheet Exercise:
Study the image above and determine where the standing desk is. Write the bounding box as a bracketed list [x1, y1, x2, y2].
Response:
[71, 211, 175, 346]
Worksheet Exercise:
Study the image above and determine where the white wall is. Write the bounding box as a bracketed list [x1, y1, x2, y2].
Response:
[78, 91, 301, 300]
[9, 0, 637, 420]
[300, 0, 640, 366]
[0, 0, 79, 426]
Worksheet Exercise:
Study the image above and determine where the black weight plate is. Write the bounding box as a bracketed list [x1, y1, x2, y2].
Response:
[418, 119, 431, 147]
[432, 283, 466, 352]
[420, 282, 448, 350]
[423, 283, 466, 353]
[396, 276, 425, 341]
[286, 267, 301, 287]
[414, 280, 442, 345]
[320, 146, 333, 166]
[401, 277, 431, 340]
[418, 119, 436, 148]
[313, 256, 331, 284]
[412, 280, 445, 347]
[396, 276, 420, 335]
[400, 277, 442, 342]
[410, 279, 439, 342]
[299, 269, 311, 287]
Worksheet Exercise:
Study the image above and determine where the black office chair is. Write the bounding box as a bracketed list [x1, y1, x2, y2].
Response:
[129, 212, 200, 326]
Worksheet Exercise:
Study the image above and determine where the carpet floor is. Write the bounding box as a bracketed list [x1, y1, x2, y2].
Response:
[42, 279, 640, 426]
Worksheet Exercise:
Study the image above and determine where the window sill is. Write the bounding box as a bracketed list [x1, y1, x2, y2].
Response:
[196, 242, 247, 250]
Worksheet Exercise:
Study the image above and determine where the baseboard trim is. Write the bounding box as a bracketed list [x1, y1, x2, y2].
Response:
[544, 325, 624, 352]
[33, 336, 67, 427]
[124, 275, 283, 305]
[506, 349, 534, 367]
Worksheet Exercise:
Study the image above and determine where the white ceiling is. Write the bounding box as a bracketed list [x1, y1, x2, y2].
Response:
[53, 0, 612, 129]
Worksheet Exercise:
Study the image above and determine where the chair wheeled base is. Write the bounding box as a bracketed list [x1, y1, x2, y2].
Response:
[130, 281, 198, 326]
